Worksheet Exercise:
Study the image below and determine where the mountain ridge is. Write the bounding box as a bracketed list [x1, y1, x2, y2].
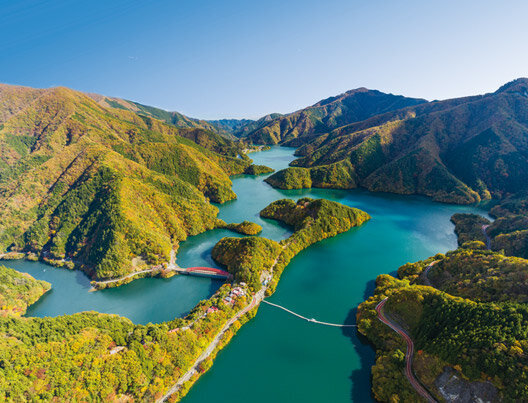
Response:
[0, 83, 250, 280]
[240, 88, 427, 144]
[265, 78, 528, 204]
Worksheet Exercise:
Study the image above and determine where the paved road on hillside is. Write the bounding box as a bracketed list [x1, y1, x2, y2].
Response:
[157, 244, 288, 402]
[93, 267, 167, 287]
[157, 289, 264, 402]
[422, 261, 438, 287]
[482, 224, 492, 249]
[376, 298, 436, 402]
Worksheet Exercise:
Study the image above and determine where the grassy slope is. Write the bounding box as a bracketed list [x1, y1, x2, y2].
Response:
[0, 84, 250, 280]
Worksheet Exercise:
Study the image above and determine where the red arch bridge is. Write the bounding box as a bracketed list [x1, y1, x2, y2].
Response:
[180, 266, 231, 280]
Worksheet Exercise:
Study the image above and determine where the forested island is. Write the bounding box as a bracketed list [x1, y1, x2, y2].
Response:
[218, 220, 263, 235]
[242, 164, 274, 175]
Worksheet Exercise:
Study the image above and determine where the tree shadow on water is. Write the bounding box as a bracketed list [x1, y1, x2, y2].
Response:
[342, 307, 376, 402]
[362, 278, 377, 301]
[208, 278, 224, 296]
[341, 277, 378, 402]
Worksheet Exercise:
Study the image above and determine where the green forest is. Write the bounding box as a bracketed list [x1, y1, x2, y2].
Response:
[263, 79, 528, 204]
[0, 196, 368, 402]
[2, 75, 528, 402]
[0, 84, 251, 281]
[358, 194, 528, 401]
[0, 261, 258, 402]
[0, 265, 50, 317]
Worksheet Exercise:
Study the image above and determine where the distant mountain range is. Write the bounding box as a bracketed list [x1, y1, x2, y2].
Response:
[242, 88, 427, 144]
[90, 94, 283, 140]
[88, 86, 427, 145]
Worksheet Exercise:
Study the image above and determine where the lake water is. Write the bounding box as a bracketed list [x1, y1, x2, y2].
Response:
[3, 146, 488, 402]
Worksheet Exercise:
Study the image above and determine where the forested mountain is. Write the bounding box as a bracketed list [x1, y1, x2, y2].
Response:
[242, 88, 426, 144]
[359, 256, 528, 401]
[0, 83, 250, 280]
[204, 118, 254, 137]
[267, 78, 528, 204]
[207, 113, 282, 138]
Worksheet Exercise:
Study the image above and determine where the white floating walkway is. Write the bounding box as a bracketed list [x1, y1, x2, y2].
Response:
[262, 300, 356, 327]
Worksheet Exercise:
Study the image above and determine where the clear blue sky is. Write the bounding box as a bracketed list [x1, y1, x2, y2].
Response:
[1, 0, 527, 119]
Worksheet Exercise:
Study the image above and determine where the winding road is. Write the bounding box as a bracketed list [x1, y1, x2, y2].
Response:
[94, 250, 181, 288]
[482, 224, 492, 250]
[376, 298, 436, 403]
[157, 244, 288, 402]
[422, 261, 438, 287]
[92, 267, 167, 287]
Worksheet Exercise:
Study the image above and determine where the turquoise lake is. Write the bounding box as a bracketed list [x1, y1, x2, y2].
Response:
[3, 146, 488, 402]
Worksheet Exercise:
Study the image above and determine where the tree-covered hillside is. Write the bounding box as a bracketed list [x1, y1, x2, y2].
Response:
[0, 265, 50, 317]
[0, 266, 252, 402]
[0, 84, 250, 280]
[268, 78, 528, 204]
[358, 191, 528, 402]
[91, 95, 281, 140]
[89, 94, 239, 139]
[358, 244, 528, 402]
[208, 114, 283, 138]
[0, 196, 369, 402]
[452, 195, 528, 258]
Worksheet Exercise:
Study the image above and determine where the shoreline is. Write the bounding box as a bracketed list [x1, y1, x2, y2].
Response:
[2, 195, 371, 402]
[160, 240, 293, 401]
[0, 221, 253, 292]
[160, 198, 370, 401]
